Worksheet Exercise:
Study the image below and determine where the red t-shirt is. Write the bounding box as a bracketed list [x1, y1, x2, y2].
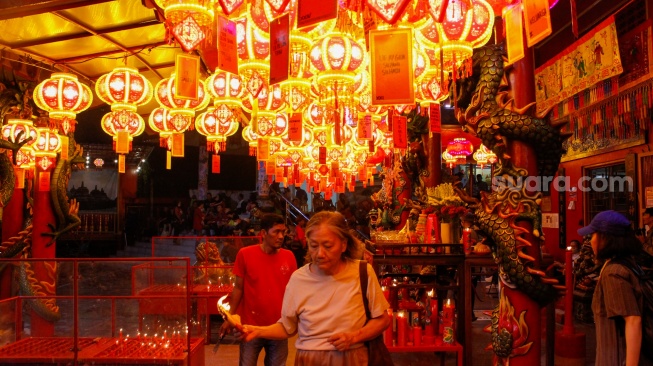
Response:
[233, 245, 297, 325]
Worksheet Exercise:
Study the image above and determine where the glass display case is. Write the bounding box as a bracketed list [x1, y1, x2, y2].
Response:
[0, 258, 204, 365]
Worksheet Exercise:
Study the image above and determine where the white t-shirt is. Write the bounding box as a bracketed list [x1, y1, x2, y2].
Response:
[278, 259, 390, 351]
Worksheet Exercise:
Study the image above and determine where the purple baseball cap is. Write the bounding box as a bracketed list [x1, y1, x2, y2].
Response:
[577, 210, 631, 236]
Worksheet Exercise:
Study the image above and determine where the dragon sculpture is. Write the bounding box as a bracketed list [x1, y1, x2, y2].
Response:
[0, 83, 62, 322]
[43, 132, 83, 245]
[451, 43, 569, 363]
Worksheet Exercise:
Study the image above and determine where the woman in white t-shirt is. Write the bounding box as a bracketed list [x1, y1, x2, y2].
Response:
[242, 211, 391, 366]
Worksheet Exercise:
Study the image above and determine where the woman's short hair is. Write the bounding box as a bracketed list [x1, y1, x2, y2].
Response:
[595, 231, 642, 261]
[305, 211, 363, 262]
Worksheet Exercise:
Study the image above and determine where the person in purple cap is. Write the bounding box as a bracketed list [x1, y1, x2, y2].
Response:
[578, 210, 651, 366]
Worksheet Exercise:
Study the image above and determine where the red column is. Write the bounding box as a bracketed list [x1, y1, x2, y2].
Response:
[30, 163, 56, 336]
[424, 132, 442, 188]
[1, 168, 24, 299]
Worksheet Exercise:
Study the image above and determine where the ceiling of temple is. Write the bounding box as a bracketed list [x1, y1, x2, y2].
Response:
[0, 0, 638, 168]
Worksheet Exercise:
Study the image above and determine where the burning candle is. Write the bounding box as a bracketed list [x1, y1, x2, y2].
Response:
[384, 309, 394, 348]
[563, 246, 575, 335]
[442, 298, 455, 344]
[397, 310, 407, 347]
[425, 215, 434, 243]
[463, 227, 472, 255]
[413, 325, 422, 347]
[119, 328, 123, 339]
[427, 290, 438, 335]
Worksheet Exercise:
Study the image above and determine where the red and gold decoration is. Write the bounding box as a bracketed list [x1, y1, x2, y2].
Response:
[96, 67, 153, 156]
[2, 118, 38, 172]
[32, 73, 93, 134]
[155, 0, 215, 52]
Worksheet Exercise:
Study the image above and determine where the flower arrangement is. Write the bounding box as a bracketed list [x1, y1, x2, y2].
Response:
[426, 183, 467, 223]
[438, 205, 468, 223]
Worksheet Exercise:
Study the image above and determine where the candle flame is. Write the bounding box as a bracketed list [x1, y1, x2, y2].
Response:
[446, 298, 451, 306]
[398, 310, 406, 318]
[567, 246, 572, 250]
[427, 289, 434, 297]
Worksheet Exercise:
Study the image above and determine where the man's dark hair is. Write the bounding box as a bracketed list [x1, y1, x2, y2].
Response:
[260, 213, 285, 231]
[596, 231, 642, 261]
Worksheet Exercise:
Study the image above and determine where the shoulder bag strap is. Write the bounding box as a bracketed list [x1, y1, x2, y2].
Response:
[359, 260, 371, 320]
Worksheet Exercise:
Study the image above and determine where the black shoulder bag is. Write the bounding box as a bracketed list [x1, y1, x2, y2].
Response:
[359, 260, 394, 366]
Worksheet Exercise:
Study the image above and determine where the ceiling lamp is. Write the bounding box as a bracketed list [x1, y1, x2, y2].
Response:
[195, 106, 240, 153]
[241, 124, 260, 157]
[154, 74, 210, 154]
[442, 149, 457, 168]
[155, 0, 215, 52]
[32, 127, 61, 171]
[237, 14, 271, 105]
[1, 118, 37, 171]
[33, 73, 92, 134]
[148, 107, 173, 148]
[447, 137, 474, 156]
[101, 110, 146, 154]
[428, 0, 494, 64]
[473, 143, 497, 167]
[281, 31, 313, 113]
[96, 67, 153, 154]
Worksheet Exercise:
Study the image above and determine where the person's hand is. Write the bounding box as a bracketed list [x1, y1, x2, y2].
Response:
[241, 325, 261, 342]
[327, 331, 359, 351]
[219, 314, 242, 337]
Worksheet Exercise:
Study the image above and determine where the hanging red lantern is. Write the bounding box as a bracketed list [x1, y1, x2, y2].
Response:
[33, 73, 92, 134]
[95, 67, 153, 109]
[447, 137, 474, 156]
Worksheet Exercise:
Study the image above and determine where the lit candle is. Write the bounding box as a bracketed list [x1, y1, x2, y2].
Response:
[381, 286, 390, 301]
[428, 290, 438, 335]
[384, 309, 394, 348]
[413, 326, 422, 347]
[463, 227, 472, 255]
[397, 310, 407, 347]
[425, 215, 434, 243]
[119, 328, 123, 340]
[442, 298, 455, 344]
[563, 246, 575, 335]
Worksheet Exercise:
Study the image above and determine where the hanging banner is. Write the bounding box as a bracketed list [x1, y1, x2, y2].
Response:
[119, 154, 126, 173]
[393, 115, 407, 149]
[218, 16, 238, 75]
[270, 14, 290, 85]
[175, 54, 200, 100]
[59, 135, 69, 160]
[38, 171, 50, 191]
[370, 28, 414, 105]
[429, 103, 441, 133]
[297, 0, 337, 29]
[288, 113, 302, 141]
[535, 16, 623, 114]
[165, 151, 171, 170]
[258, 138, 269, 160]
[200, 13, 219, 71]
[116, 131, 130, 154]
[171, 133, 185, 157]
[523, 0, 552, 47]
[212, 154, 221, 174]
[358, 114, 373, 140]
[504, 4, 525, 65]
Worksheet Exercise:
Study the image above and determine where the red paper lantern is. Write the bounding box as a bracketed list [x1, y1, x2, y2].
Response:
[447, 137, 474, 156]
[95, 67, 153, 109]
[33, 73, 92, 133]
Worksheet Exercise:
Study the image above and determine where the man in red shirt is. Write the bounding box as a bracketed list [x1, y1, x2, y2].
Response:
[221, 213, 297, 365]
